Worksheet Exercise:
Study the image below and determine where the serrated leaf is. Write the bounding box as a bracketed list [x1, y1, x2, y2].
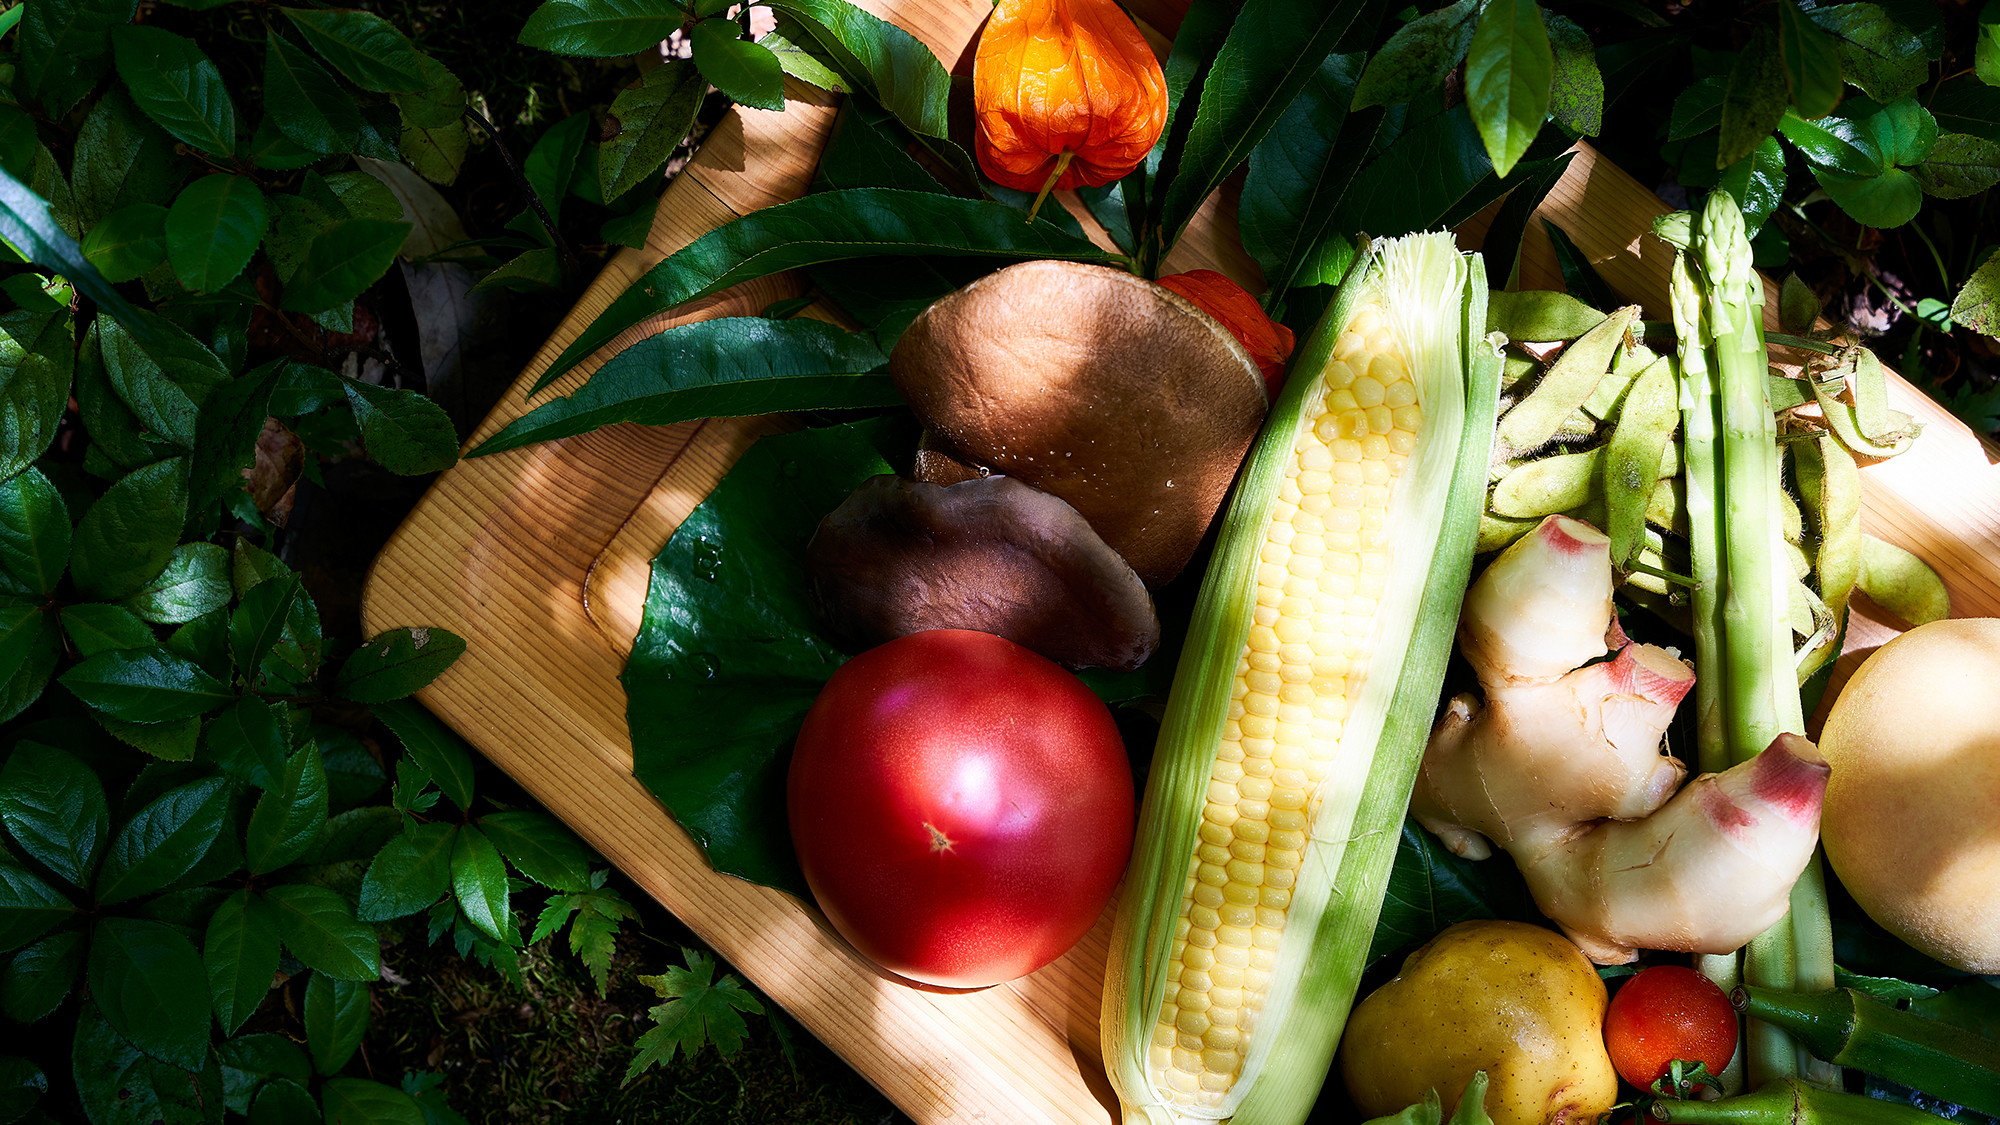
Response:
[55, 602, 142, 663]
[200, 698, 292, 790]
[624, 948, 764, 1080]
[1810, 2, 1930, 103]
[689, 22, 786, 112]
[83, 203, 170, 283]
[357, 822, 454, 921]
[1720, 23, 1789, 168]
[371, 699, 474, 813]
[74, 88, 186, 230]
[0, 743, 109, 890]
[166, 174, 269, 295]
[449, 825, 509, 944]
[253, 1078, 319, 1125]
[1780, 0, 1844, 119]
[97, 317, 200, 450]
[535, 883, 637, 996]
[399, 112, 468, 186]
[1351, 0, 1479, 109]
[1543, 10, 1602, 136]
[334, 627, 466, 704]
[205, 887, 282, 1035]
[19, 0, 136, 120]
[519, 0, 682, 57]
[0, 311, 75, 490]
[87, 917, 212, 1070]
[0, 606, 59, 726]
[1465, 0, 1554, 177]
[95, 774, 231, 906]
[478, 811, 592, 892]
[112, 24, 239, 159]
[247, 743, 327, 875]
[123, 542, 232, 624]
[1911, 133, 2000, 198]
[265, 29, 364, 155]
[0, 170, 152, 374]
[282, 7, 429, 94]
[322, 1076, 424, 1125]
[61, 645, 235, 723]
[472, 317, 895, 457]
[1951, 246, 2000, 337]
[340, 378, 460, 476]
[73, 1000, 225, 1125]
[0, 863, 76, 953]
[304, 972, 370, 1075]
[599, 62, 707, 202]
[268, 883, 378, 980]
[228, 575, 298, 682]
[281, 218, 413, 314]
[393, 53, 466, 133]
[3, 929, 86, 1023]
[533, 187, 1117, 393]
[0, 462, 70, 596]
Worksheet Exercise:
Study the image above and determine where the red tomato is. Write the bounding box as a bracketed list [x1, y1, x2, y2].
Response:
[1603, 965, 1739, 1094]
[786, 629, 1135, 989]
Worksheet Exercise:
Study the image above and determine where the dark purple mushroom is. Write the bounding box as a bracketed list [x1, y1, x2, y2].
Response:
[805, 474, 1161, 672]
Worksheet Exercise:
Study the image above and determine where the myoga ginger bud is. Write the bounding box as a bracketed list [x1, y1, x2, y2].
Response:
[1413, 514, 1830, 964]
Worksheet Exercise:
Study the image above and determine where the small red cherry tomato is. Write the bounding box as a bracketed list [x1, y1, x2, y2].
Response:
[1603, 965, 1739, 1094]
[786, 629, 1135, 989]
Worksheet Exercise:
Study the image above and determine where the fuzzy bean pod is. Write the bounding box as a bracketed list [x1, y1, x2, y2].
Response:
[1496, 305, 1640, 457]
[1856, 535, 1951, 627]
[1603, 355, 1678, 566]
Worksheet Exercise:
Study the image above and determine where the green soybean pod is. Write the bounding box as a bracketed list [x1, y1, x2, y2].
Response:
[1491, 447, 1602, 518]
[1496, 304, 1640, 458]
[1601, 354, 1677, 565]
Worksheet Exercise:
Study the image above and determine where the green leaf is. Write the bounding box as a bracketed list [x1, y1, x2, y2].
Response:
[0, 464, 71, 596]
[478, 811, 592, 892]
[1954, 246, 2000, 337]
[73, 1000, 225, 1125]
[397, 109, 469, 186]
[758, 29, 845, 92]
[1335, 101, 1564, 238]
[61, 645, 235, 723]
[201, 698, 292, 790]
[520, 0, 682, 57]
[3, 929, 86, 1023]
[1543, 10, 1602, 137]
[281, 219, 411, 315]
[534, 879, 637, 996]
[449, 824, 509, 944]
[0, 105, 33, 186]
[357, 822, 455, 922]
[340, 378, 460, 476]
[1479, 151, 1574, 289]
[0, 863, 76, 953]
[469, 247, 563, 293]
[371, 699, 474, 812]
[268, 883, 378, 981]
[0, 1055, 45, 1122]
[0, 743, 108, 890]
[628, 418, 917, 896]
[1780, 0, 1844, 119]
[226, 575, 297, 683]
[73, 88, 187, 230]
[624, 948, 764, 1080]
[282, 7, 429, 94]
[18, 0, 136, 119]
[94, 774, 231, 906]
[0, 166, 153, 345]
[189, 359, 284, 527]
[599, 61, 707, 202]
[535, 188, 1117, 394]
[252, 1079, 320, 1125]
[165, 174, 268, 295]
[1810, 2, 1930, 103]
[332, 628, 465, 705]
[393, 52, 466, 132]
[1720, 24, 1789, 168]
[321, 1076, 423, 1125]
[766, 0, 974, 188]
[0, 607, 59, 726]
[0, 311, 75, 487]
[1817, 165, 1923, 227]
[247, 743, 327, 875]
[1780, 109, 1883, 176]
[123, 542, 232, 624]
[96, 318, 200, 450]
[1543, 216, 1619, 310]
[304, 973, 369, 1074]
[473, 317, 895, 457]
[87, 917, 212, 1070]
[1718, 140, 1786, 234]
[1350, 0, 1479, 109]
[1240, 52, 1374, 296]
[218, 1033, 312, 1116]
[1669, 76, 1727, 141]
[1865, 95, 1939, 166]
[1367, 820, 1541, 964]
[265, 30, 363, 155]
[83, 203, 170, 283]
[1465, 0, 1554, 177]
[689, 21, 786, 112]
[204, 887, 281, 1035]
[111, 24, 239, 159]
[1981, 0, 2000, 88]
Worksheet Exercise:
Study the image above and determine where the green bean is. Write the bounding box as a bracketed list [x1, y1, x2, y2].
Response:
[1603, 355, 1678, 566]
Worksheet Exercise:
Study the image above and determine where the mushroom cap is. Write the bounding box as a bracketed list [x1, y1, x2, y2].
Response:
[805, 474, 1160, 672]
[888, 259, 1269, 587]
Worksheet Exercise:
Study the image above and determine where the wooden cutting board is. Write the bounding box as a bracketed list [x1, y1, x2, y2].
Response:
[359, 3, 2000, 1119]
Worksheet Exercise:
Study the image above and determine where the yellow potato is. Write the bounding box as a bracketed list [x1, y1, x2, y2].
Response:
[1817, 617, 2000, 974]
[1338, 920, 1617, 1125]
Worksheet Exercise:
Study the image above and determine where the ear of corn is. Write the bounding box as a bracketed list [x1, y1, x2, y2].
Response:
[1101, 232, 1501, 1125]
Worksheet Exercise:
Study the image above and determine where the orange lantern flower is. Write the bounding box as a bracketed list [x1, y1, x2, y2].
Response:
[1159, 270, 1296, 398]
[972, 0, 1167, 217]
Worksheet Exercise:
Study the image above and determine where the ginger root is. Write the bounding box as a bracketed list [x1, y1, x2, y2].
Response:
[1411, 514, 1830, 964]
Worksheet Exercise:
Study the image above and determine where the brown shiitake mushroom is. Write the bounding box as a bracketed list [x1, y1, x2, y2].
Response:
[888, 259, 1269, 587]
[805, 474, 1159, 673]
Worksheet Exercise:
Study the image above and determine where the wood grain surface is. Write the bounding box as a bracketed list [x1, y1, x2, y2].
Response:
[359, 8, 2000, 1120]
